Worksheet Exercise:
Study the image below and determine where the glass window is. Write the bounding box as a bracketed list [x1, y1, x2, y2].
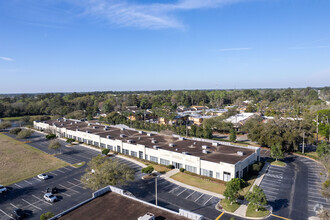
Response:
[150, 156, 158, 163]
[160, 158, 170, 165]
[131, 151, 137, 157]
[185, 165, 197, 173]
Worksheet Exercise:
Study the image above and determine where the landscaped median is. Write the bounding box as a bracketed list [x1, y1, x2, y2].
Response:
[0, 133, 68, 186]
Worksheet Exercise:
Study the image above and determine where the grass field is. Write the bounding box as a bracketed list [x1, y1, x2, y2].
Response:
[0, 133, 68, 186]
[171, 172, 226, 194]
[220, 199, 240, 212]
[271, 161, 286, 167]
[246, 204, 269, 217]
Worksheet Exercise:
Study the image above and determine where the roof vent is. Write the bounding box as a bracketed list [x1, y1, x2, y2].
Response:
[193, 142, 196, 145]
[202, 149, 210, 154]
[121, 127, 125, 131]
[212, 142, 219, 146]
[182, 152, 190, 155]
[237, 151, 244, 156]
[139, 130, 144, 134]
[202, 145, 209, 149]
[75, 121, 78, 124]
[86, 131, 90, 133]
[93, 126, 97, 129]
[151, 139, 158, 144]
[76, 129, 80, 131]
[147, 133, 152, 136]
[138, 212, 155, 220]
[175, 148, 178, 151]
[127, 139, 135, 144]
[106, 135, 111, 139]
[120, 134, 125, 138]
[178, 137, 185, 141]
[153, 145, 160, 150]
[61, 123, 64, 126]
[87, 123, 91, 126]
[138, 137, 141, 140]
[64, 119, 67, 122]
[103, 127, 108, 131]
[169, 143, 175, 147]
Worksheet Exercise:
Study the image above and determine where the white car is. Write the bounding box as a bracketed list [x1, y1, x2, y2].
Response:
[37, 173, 49, 180]
[44, 193, 57, 203]
[0, 185, 7, 194]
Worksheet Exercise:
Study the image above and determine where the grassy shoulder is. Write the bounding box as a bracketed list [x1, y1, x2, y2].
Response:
[270, 160, 286, 167]
[246, 204, 269, 218]
[0, 133, 68, 185]
[295, 151, 319, 160]
[220, 199, 240, 212]
[171, 172, 226, 194]
[72, 161, 86, 168]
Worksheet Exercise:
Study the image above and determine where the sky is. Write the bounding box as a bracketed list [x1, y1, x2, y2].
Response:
[0, 0, 330, 93]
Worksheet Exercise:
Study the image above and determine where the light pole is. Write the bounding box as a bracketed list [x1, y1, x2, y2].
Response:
[302, 132, 305, 154]
[155, 176, 158, 206]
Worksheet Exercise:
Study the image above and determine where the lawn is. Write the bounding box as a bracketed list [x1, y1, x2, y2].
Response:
[240, 174, 258, 196]
[246, 204, 269, 218]
[271, 160, 286, 167]
[0, 133, 68, 186]
[171, 172, 226, 194]
[119, 154, 171, 173]
[220, 199, 240, 212]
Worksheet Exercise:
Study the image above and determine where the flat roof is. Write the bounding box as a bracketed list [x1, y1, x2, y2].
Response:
[43, 119, 256, 164]
[60, 192, 188, 220]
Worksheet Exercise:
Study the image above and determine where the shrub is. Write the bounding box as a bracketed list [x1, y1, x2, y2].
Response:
[251, 162, 264, 173]
[40, 212, 54, 220]
[16, 129, 34, 139]
[0, 121, 11, 129]
[141, 165, 154, 174]
[102, 149, 110, 155]
[159, 171, 166, 174]
[66, 138, 75, 144]
[179, 168, 185, 172]
[46, 134, 56, 140]
[10, 128, 22, 135]
[166, 164, 175, 169]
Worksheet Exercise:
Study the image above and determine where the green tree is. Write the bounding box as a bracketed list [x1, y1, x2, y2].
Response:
[0, 121, 11, 129]
[245, 185, 267, 211]
[322, 180, 330, 199]
[102, 148, 110, 155]
[40, 212, 54, 220]
[141, 165, 154, 174]
[316, 142, 330, 165]
[81, 155, 134, 190]
[46, 134, 56, 140]
[66, 138, 75, 144]
[48, 140, 61, 152]
[9, 128, 22, 135]
[16, 129, 34, 139]
[270, 143, 284, 161]
[229, 128, 237, 143]
[223, 178, 245, 204]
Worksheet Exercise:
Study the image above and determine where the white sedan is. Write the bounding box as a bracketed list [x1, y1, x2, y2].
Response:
[0, 185, 7, 194]
[44, 193, 57, 203]
[37, 173, 49, 180]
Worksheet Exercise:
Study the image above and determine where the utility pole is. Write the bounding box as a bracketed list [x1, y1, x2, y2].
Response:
[155, 177, 158, 206]
[302, 132, 305, 154]
[316, 113, 319, 145]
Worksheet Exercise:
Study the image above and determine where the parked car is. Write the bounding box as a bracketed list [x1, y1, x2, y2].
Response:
[37, 173, 49, 180]
[0, 185, 7, 194]
[46, 187, 58, 194]
[44, 193, 57, 203]
[10, 209, 26, 220]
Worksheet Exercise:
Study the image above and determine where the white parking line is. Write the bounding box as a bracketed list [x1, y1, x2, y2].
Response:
[308, 199, 329, 206]
[169, 186, 180, 193]
[33, 177, 42, 182]
[0, 209, 14, 219]
[22, 199, 42, 210]
[67, 181, 85, 189]
[10, 203, 19, 209]
[186, 191, 196, 199]
[59, 184, 79, 193]
[204, 196, 213, 205]
[14, 183, 23, 188]
[177, 188, 187, 196]
[32, 195, 52, 206]
[74, 178, 81, 183]
[56, 169, 65, 173]
[195, 193, 204, 202]
[163, 184, 174, 190]
[261, 185, 278, 191]
[49, 171, 58, 176]
[24, 180, 33, 185]
[62, 167, 72, 171]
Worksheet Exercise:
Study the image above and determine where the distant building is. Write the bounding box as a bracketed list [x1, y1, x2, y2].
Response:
[225, 113, 256, 126]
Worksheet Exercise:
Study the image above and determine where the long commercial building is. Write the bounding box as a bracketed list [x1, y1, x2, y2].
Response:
[34, 119, 260, 182]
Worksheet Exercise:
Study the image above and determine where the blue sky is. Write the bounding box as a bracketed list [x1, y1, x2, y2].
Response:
[0, 0, 329, 93]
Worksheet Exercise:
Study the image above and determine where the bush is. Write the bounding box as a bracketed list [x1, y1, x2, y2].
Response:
[16, 129, 34, 139]
[141, 165, 154, 174]
[46, 134, 56, 140]
[166, 164, 175, 169]
[179, 168, 185, 172]
[10, 128, 22, 135]
[159, 171, 166, 174]
[66, 138, 75, 144]
[102, 149, 110, 155]
[251, 162, 264, 173]
[40, 212, 54, 220]
[0, 121, 11, 129]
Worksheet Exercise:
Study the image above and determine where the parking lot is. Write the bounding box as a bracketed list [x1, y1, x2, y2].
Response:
[0, 166, 92, 220]
[259, 155, 329, 220]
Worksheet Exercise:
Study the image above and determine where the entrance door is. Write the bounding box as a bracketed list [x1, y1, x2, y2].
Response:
[172, 162, 182, 169]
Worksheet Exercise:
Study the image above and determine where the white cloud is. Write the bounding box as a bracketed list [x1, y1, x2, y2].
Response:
[0, 57, 14, 61]
[218, 47, 252, 51]
[78, 0, 245, 29]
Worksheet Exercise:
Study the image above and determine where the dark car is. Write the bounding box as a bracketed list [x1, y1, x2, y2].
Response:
[10, 209, 26, 220]
[46, 187, 59, 194]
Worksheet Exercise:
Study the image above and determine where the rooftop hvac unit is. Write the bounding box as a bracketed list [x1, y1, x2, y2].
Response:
[138, 137, 141, 140]
[76, 129, 79, 131]
[75, 121, 78, 124]
[92, 126, 98, 129]
[64, 119, 67, 122]
[87, 123, 91, 126]
[169, 143, 175, 147]
[202, 145, 209, 149]
[182, 152, 190, 155]
[202, 149, 210, 154]
[127, 140, 135, 144]
[138, 212, 155, 220]
[61, 123, 64, 126]
[121, 127, 125, 131]
[153, 145, 160, 150]
[178, 137, 185, 141]
[237, 151, 244, 156]
[212, 142, 219, 146]
[120, 134, 125, 138]
[147, 133, 152, 136]
[139, 130, 144, 134]
[151, 139, 158, 144]
[70, 122, 73, 125]
[103, 127, 108, 131]
[106, 135, 111, 139]
[86, 131, 90, 133]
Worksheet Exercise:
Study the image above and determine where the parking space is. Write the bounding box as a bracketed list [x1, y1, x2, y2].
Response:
[260, 165, 286, 203]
